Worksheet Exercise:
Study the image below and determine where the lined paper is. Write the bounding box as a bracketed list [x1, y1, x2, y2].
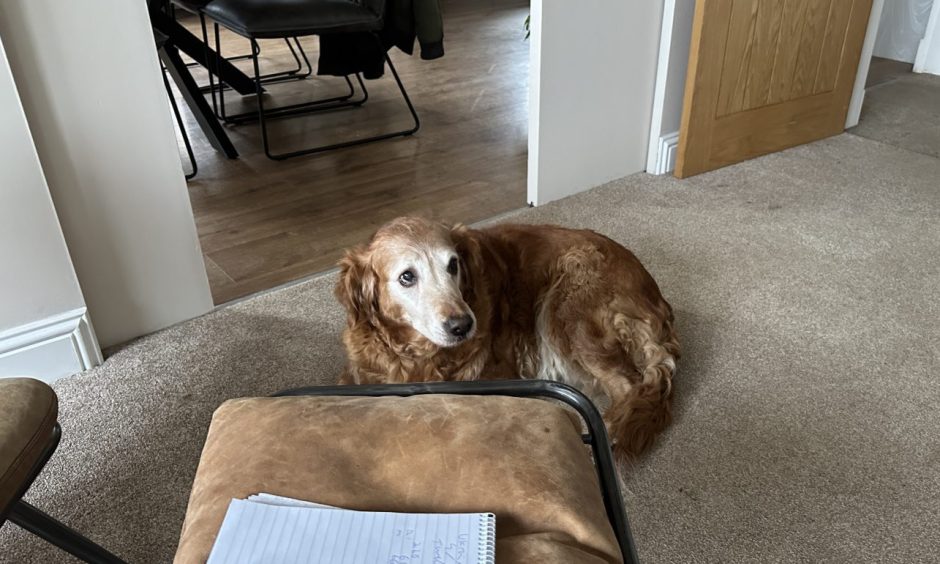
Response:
[207, 495, 495, 564]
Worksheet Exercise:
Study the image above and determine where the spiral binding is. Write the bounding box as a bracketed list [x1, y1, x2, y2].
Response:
[478, 513, 497, 564]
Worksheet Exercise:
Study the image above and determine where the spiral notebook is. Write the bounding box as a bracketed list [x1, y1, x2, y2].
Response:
[207, 493, 496, 564]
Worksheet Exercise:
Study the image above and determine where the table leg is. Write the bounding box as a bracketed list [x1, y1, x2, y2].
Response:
[160, 43, 239, 159]
[150, 9, 257, 96]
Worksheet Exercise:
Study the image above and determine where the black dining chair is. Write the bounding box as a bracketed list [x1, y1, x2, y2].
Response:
[170, 0, 314, 91]
[195, 0, 420, 160]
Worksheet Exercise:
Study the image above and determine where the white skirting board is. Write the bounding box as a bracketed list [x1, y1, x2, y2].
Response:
[914, 0, 940, 74]
[649, 132, 680, 175]
[0, 308, 103, 384]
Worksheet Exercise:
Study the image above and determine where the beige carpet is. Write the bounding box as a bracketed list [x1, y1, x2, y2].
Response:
[849, 71, 940, 158]
[2, 134, 938, 563]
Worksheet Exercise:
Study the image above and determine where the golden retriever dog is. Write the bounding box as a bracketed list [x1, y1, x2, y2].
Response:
[335, 217, 679, 460]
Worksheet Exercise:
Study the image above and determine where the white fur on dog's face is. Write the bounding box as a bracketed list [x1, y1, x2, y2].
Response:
[380, 237, 476, 347]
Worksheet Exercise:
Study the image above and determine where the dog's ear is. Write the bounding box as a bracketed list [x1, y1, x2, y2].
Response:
[450, 224, 483, 298]
[335, 245, 378, 325]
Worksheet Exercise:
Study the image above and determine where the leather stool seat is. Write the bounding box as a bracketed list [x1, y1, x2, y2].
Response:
[0, 378, 57, 513]
[173, 394, 624, 563]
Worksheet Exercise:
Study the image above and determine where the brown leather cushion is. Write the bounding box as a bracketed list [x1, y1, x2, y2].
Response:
[174, 395, 623, 563]
[0, 378, 58, 512]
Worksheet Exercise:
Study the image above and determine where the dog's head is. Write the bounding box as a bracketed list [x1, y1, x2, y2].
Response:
[336, 217, 478, 348]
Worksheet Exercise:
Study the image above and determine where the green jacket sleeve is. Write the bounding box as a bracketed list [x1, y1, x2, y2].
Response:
[413, 0, 444, 59]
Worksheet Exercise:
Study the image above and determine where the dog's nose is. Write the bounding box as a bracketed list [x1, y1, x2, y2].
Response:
[444, 315, 474, 338]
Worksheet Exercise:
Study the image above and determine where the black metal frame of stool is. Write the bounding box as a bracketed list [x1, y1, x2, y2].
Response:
[273, 379, 640, 564]
[0, 424, 126, 564]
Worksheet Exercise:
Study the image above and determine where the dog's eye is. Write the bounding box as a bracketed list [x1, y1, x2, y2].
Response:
[447, 257, 459, 276]
[399, 270, 416, 287]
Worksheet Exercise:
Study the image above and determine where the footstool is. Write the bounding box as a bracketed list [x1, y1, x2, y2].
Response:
[0, 378, 125, 563]
[174, 380, 637, 563]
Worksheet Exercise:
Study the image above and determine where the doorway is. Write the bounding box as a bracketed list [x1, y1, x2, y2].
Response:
[646, 0, 940, 178]
[849, 0, 940, 159]
[168, 0, 530, 304]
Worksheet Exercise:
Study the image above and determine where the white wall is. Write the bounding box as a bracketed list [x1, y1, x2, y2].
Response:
[646, 0, 695, 175]
[0, 35, 100, 382]
[528, 0, 665, 205]
[0, 0, 213, 347]
[873, 0, 934, 63]
[914, 0, 940, 73]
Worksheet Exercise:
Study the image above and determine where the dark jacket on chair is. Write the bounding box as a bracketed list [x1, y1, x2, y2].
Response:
[318, 0, 444, 79]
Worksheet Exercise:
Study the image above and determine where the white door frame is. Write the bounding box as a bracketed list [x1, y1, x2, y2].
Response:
[914, 0, 940, 73]
[527, 0, 666, 205]
[846, 0, 886, 128]
[646, 0, 682, 176]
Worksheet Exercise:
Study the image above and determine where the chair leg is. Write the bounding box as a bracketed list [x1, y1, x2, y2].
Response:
[284, 37, 313, 79]
[215, 23, 228, 122]
[225, 72, 366, 126]
[194, 28, 312, 92]
[246, 36, 314, 85]
[253, 44, 421, 161]
[163, 67, 197, 179]
[7, 500, 125, 564]
[204, 23, 316, 119]
[212, 34, 362, 127]
[200, 13, 221, 117]
[160, 42, 238, 158]
[149, 7, 256, 95]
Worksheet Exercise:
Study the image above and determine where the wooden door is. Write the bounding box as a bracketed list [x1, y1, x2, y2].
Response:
[676, 0, 873, 178]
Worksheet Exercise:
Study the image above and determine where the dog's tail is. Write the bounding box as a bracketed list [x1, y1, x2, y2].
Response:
[606, 314, 678, 461]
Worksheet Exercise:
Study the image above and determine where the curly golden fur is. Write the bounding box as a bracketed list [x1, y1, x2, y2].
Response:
[335, 217, 680, 460]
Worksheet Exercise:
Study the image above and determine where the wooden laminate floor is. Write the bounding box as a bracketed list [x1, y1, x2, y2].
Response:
[171, 0, 529, 304]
